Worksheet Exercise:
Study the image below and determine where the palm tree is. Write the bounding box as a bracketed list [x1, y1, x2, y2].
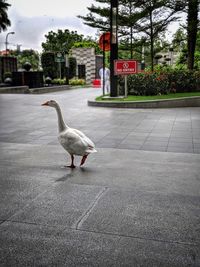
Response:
[0, 0, 11, 32]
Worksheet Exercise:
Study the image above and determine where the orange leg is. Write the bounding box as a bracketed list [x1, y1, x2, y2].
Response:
[80, 154, 88, 166]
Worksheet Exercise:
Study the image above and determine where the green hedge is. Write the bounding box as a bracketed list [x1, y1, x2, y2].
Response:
[41, 52, 58, 79]
[120, 70, 200, 96]
[51, 78, 86, 86]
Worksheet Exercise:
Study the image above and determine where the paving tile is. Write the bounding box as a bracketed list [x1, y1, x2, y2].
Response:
[141, 145, 167, 152]
[117, 143, 142, 150]
[167, 147, 194, 153]
[168, 142, 193, 148]
[146, 136, 169, 142]
[193, 133, 200, 139]
[0, 222, 199, 267]
[143, 141, 168, 146]
[193, 143, 200, 149]
[169, 137, 192, 143]
[193, 138, 200, 144]
[120, 138, 145, 145]
[148, 132, 171, 138]
[127, 132, 149, 138]
[79, 188, 200, 244]
[9, 184, 104, 227]
[170, 131, 193, 138]
[0, 165, 62, 220]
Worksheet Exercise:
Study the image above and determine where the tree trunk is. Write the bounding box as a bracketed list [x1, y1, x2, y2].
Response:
[187, 0, 199, 70]
[149, 9, 154, 72]
[129, 2, 133, 59]
[130, 26, 133, 59]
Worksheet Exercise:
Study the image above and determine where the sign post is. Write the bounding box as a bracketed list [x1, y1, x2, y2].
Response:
[55, 52, 65, 79]
[124, 76, 128, 98]
[114, 59, 138, 98]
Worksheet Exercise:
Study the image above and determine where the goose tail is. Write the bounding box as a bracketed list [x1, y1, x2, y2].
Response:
[86, 146, 97, 153]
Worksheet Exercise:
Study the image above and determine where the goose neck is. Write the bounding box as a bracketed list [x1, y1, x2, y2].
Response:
[55, 105, 67, 132]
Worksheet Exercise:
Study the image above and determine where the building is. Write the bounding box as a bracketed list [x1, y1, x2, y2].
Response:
[70, 47, 103, 84]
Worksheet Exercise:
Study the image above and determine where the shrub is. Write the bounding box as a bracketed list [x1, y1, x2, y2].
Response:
[125, 70, 200, 96]
[3, 72, 12, 81]
[69, 78, 85, 86]
[51, 78, 66, 85]
[167, 70, 198, 93]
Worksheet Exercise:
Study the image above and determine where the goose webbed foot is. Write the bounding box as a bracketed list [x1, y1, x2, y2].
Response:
[65, 154, 76, 168]
[65, 164, 76, 169]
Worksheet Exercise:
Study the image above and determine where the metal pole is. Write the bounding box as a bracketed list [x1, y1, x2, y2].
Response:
[102, 34, 105, 96]
[110, 0, 118, 97]
[65, 54, 69, 85]
[124, 75, 128, 98]
[5, 35, 8, 56]
[59, 61, 61, 79]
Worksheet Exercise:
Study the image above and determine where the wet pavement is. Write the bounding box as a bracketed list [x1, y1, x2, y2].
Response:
[0, 87, 200, 266]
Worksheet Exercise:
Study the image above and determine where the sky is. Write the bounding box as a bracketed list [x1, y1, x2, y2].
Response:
[0, 0, 97, 52]
[0, 0, 185, 53]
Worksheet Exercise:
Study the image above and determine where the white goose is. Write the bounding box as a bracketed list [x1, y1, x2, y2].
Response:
[42, 100, 97, 168]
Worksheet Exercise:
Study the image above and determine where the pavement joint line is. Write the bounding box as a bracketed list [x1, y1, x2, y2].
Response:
[2, 220, 199, 248]
[73, 187, 109, 230]
[73, 228, 200, 247]
[167, 113, 176, 149]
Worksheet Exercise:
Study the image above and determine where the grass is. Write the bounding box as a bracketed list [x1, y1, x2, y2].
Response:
[96, 92, 200, 102]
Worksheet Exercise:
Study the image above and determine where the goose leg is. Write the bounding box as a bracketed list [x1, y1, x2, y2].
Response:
[66, 154, 76, 168]
[80, 154, 88, 166]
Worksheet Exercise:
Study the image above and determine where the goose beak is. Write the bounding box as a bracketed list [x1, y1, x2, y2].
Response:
[41, 101, 49, 106]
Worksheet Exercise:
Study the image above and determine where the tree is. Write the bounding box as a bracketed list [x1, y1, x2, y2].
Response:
[72, 40, 102, 54]
[11, 49, 40, 70]
[78, 0, 138, 57]
[79, 0, 185, 70]
[172, 27, 187, 51]
[41, 29, 84, 53]
[187, 0, 199, 70]
[0, 0, 11, 32]
[78, 0, 110, 32]
[129, 0, 185, 71]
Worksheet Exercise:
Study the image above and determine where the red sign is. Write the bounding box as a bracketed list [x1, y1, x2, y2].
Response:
[99, 32, 111, 51]
[114, 60, 138, 75]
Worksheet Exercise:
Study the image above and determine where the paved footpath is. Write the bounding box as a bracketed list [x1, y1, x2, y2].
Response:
[0, 88, 199, 266]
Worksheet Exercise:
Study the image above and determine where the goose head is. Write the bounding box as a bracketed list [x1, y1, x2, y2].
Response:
[41, 100, 58, 108]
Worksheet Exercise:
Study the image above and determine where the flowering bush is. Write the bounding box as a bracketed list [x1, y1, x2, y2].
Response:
[69, 78, 86, 86]
[123, 70, 200, 96]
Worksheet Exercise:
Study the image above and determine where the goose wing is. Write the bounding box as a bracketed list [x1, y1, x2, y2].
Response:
[71, 128, 96, 148]
[59, 128, 96, 155]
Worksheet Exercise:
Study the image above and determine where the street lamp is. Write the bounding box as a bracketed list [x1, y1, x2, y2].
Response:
[5, 31, 15, 56]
